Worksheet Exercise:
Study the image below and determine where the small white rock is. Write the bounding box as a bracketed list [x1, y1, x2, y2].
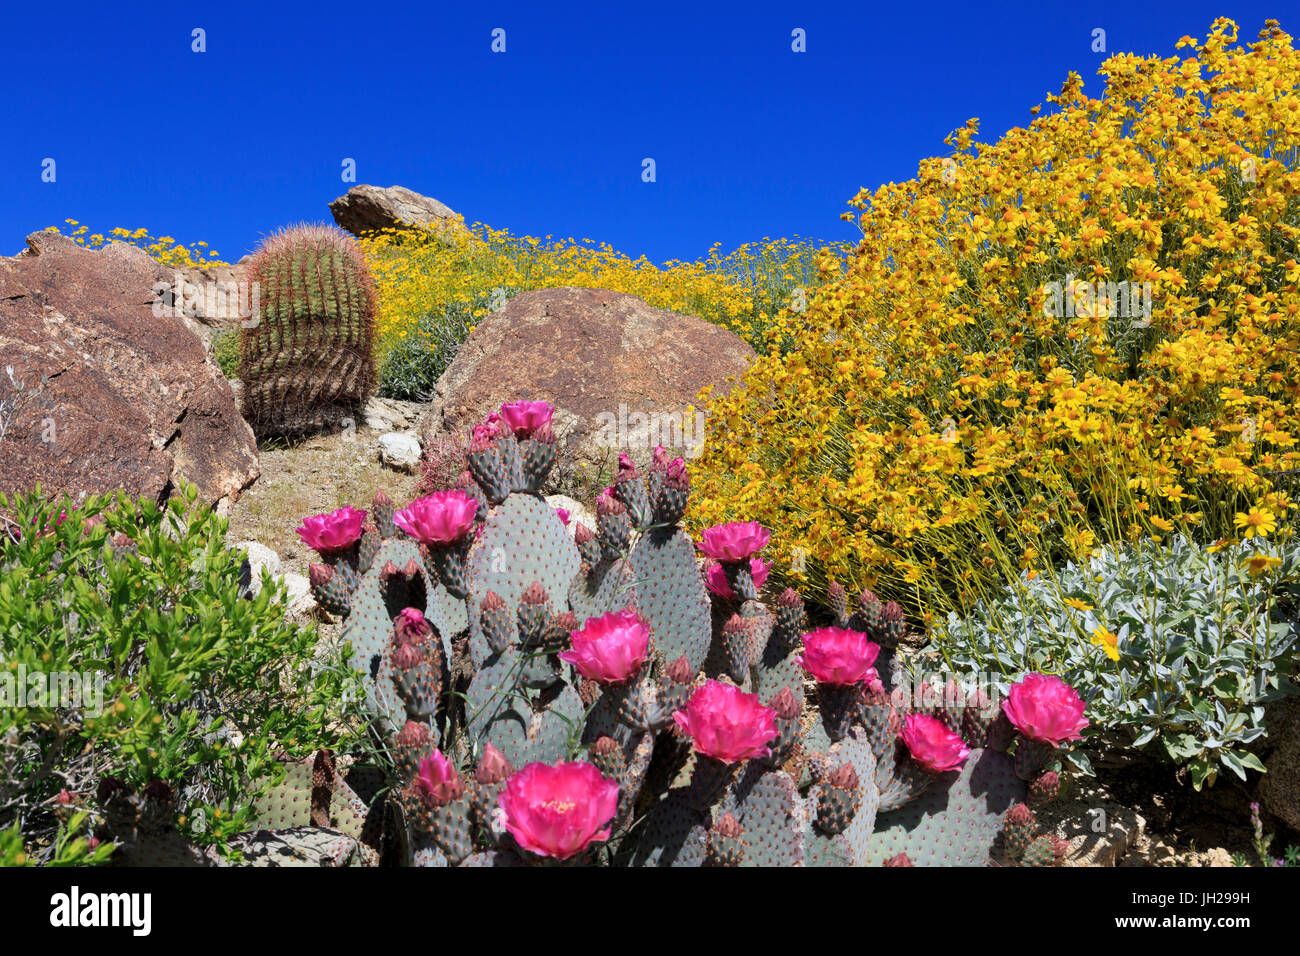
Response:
[236, 541, 282, 596]
[378, 431, 422, 472]
[281, 572, 316, 620]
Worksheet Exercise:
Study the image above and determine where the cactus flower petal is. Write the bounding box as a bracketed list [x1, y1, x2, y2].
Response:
[497, 761, 619, 860]
[1001, 673, 1089, 746]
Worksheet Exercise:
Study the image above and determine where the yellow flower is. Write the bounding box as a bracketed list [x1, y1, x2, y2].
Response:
[1234, 507, 1277, 538]
[1090, 626, 1120, 661]
[1242, 554, 1281, 576]
[1063, 598, 1094, 612]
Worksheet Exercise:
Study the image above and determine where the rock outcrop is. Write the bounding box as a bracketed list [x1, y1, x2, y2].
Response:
[419, 287, 754, 486]
[329, 184, 459, 237]
[0, 232, 259, 509]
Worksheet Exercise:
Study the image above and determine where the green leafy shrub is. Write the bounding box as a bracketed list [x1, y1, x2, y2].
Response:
[377, 299, 479, 400]
[933, 533, 1300, 787]
[210, 328, 241, 380]
[0, 485, 359, 863]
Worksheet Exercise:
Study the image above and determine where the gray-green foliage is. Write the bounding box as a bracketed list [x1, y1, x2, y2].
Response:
[934, 533, 1300, 788]
[377, 299, 480, 400]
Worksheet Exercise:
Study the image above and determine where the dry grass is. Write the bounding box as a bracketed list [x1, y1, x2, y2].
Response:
[224, 425, 421, 577]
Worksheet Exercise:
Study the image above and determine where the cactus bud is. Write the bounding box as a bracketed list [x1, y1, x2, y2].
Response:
[666, 655, 693, 685]
[815, 762, 861, 835]
[517, 581, 550, 644]
[394, 607, 432, 646]
[596, 492, 626, 517]
[769, 685, 802, 720]
[1000, 802, 1038, 861]
[827, 580, 848, 623]
[1028, 770, 1061, 808]
[659, 655, 696, 718]
[588, 736, 625, 780]
[480, 590, 513, 655]
[714, 813, 743, 838]
[308, 562, 333, 587]
[574, 522, 595, 545]
[768, 684, 803, 766]
[883, 852, 913, 867]
[396, 720, 430, 748]
[706, 813, 745, 867]
[828, 762, 859, 791]
[392, 642, 423, 670]
[475, 743, 513, 785]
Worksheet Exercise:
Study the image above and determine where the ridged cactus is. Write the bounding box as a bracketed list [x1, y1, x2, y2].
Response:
[239, 223, 377, 437]
[296, 399, 1084, 867]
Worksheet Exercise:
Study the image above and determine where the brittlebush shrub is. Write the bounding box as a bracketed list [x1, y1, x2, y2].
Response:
[691, 19, 1300, 630]
[46, 220, 227, 268]
[361, 219, 840, 375]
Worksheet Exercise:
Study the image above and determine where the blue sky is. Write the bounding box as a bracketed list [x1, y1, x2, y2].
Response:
[0, 1, 1287, 263]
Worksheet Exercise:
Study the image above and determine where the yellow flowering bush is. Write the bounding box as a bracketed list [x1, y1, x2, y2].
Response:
[360, 218, 839, 366]
[690, 19, 1300, 628]
[45, 220, 227, 268]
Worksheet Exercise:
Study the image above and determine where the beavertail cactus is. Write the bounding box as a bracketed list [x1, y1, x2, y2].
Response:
[305, 398, 1086, 868]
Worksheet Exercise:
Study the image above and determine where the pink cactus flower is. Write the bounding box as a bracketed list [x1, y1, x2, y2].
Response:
[900, 713, 970, 772]
[673, 680, 779, 765]
[394, 607, 432, 645]
[413, 749, 464, 807]
[393, 491, 478, 545]
[497, 761, 620, 860]
[797, 627, 881, 687]
[472, 411, 505, 444]
[559, 608, 651, 685]
[696, 521, 770, 562]
[618, 452, 637, 474]
[704, 557, 772, 599]
[499, 401, 554, 438]
[555, 507, 571, 526]
[1001, 673, 1089, 746]
[295, 506, 368, 557]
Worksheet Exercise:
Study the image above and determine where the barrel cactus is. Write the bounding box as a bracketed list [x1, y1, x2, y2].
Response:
[298, 399, 1084, 866]
[238, 223, 377, 437]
